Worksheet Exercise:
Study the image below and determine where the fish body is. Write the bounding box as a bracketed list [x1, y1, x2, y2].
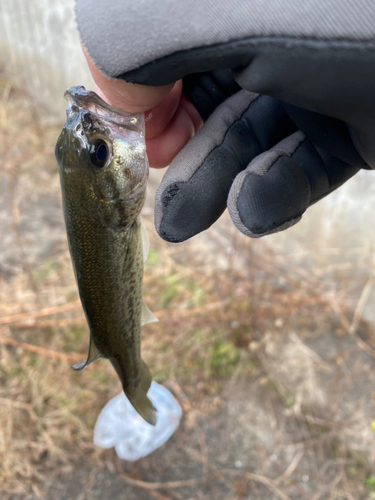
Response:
[55, 86, 157, 425]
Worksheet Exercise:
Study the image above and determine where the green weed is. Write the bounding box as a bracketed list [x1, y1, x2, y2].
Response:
[365, 475, 375, 492]
[209, 338, 240, 378]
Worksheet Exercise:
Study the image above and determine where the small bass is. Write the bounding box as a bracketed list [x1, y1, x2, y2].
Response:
[55, 86, 157, 425]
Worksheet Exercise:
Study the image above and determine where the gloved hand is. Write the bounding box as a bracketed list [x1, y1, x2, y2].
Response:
[76, 0, 375, 242]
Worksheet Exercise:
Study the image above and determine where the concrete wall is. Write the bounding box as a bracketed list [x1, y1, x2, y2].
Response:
[0, 0, 94, 118]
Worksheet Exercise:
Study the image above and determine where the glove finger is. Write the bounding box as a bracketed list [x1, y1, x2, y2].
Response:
[282, 103, 369, 169]
[183, 70, 241, 121]
[154, 91, 296, 242]
[228, 131, 361, 238]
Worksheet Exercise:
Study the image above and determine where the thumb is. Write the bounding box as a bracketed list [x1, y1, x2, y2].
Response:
[83, 47, 202, 168]
[83, 46, 174, 114]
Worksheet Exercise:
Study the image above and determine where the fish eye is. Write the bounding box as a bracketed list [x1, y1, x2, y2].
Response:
[90, 139, 109, 168]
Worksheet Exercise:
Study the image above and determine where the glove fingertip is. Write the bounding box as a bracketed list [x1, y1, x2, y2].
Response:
[228, 158, 311, 238]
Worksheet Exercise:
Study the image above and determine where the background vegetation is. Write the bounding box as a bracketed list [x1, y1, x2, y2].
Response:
[1, 74, 375, 500]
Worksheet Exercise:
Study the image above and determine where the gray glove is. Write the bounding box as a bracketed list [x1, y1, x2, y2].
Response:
[76, 0, 375, 242]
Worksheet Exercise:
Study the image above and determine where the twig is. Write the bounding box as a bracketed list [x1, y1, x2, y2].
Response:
[311, 469, 343, 500]
[349, 276, 375, 336]
[8, 317, 86, 330]
[348, 276, 375, 357]
[165, 489, 184, 500]
[116, 464, 221, 489]
[0, 397, 32, 410]
[0, 335, 82, 363]
[0, 300, 230, 328]
[147, 490, 174, 500]
[155, 300, 230, 319]
[226, 470, 293, 500]
[275, 449, 304, 483]
[246, 475, 291, 500]
[0, 300, 81, 325]
[180, 445, 235, 493]
[180, 445, 293, 500]
[198, 432, 209, 478]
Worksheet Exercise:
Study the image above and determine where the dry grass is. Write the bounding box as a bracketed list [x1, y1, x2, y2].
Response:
[1, 74, 375, 499]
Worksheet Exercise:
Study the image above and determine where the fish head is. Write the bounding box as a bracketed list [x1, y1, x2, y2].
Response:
[55, 86, 149, 227]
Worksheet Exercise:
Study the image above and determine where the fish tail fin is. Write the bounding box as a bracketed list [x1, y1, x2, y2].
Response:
[111, 357, 157, 426]
[126, 361, 157, 426]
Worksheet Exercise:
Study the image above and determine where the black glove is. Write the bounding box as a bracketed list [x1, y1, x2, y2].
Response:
[76, 0, 375, 242]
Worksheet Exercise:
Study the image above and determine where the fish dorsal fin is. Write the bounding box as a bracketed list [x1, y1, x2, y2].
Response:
[140, 217, 149, 263]
[71, 335, 103, 371]
[141, 300, 158, 326]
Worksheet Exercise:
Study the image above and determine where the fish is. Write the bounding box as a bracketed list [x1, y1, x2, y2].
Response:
[55, 86, 157, 426]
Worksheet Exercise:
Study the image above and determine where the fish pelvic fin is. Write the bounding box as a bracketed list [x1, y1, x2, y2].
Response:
[126, 360, 157, 426]
[71, 334, 103, 371]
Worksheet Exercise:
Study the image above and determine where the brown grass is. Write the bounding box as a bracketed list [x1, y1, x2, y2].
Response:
[1, 74, 375, 499]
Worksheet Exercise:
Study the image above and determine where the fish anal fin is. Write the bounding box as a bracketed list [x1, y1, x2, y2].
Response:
[141, 300, 158, 326]
[71, 359, 87, 371]
[71, 335, 103, 371]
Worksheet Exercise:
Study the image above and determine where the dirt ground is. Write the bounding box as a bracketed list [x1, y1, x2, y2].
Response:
[1, 76, 375, 500]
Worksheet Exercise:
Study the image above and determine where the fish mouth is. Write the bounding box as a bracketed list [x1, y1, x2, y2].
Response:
[62, 87, 148, 176]
[64, 86, 144, 131]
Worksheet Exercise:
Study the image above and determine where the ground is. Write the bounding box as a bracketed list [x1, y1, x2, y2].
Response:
[1, 75, 375, 500]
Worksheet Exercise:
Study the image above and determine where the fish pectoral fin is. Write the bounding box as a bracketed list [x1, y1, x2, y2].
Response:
[71, 335, 103, 371]
[140, 217, 149, 263]
[141, 300, 158, 326]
